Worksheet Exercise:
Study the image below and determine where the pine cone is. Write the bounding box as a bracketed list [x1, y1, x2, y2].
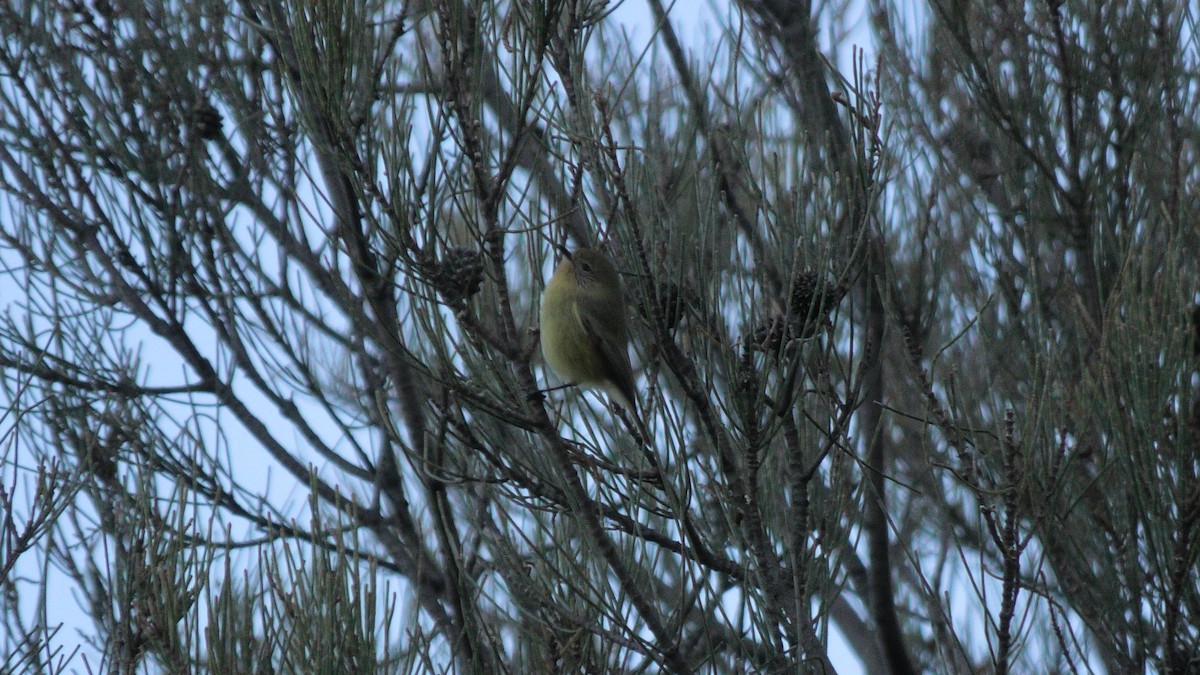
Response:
[429, 246, 484, 305]
[748, 273, 845, 353]
[750, 315, 789, 353]
[788, 271, 845, 338]
[189, 102, 223, 141]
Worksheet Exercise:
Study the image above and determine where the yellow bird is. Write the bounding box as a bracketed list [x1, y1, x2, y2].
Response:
[540, 247, 638, 417]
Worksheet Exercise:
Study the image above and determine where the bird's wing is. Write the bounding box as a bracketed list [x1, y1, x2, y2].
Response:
[575, 296, 638, 412]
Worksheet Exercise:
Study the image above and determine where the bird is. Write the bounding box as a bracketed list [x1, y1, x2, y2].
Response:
[540, 247, 638, 418]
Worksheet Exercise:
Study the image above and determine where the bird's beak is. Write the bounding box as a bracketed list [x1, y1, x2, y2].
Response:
[557, 245, 572, 261]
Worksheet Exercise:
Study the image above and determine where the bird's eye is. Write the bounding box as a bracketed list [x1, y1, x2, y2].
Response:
[580, 262, 592, 273]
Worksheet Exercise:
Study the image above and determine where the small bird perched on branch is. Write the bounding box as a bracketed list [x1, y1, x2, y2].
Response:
[540, 247, 638, 418]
